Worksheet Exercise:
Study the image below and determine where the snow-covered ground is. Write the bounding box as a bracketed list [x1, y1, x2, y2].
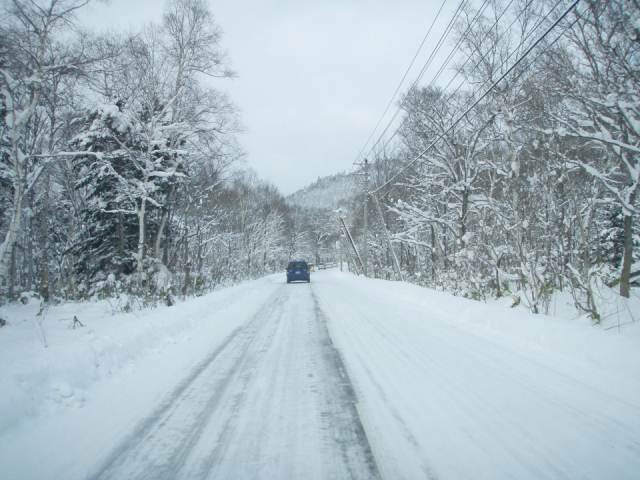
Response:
[1, 270, 639, 479]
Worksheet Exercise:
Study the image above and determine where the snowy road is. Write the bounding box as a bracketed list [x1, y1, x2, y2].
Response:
[88, 282, 379, 480]
[313, 272, 640, 479]
[1, 270, 640, 479]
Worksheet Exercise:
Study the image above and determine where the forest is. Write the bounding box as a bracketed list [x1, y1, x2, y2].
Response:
[0, 0, 337, 306]
[348, 0, 640, 320]
[1, 0, 639, 322]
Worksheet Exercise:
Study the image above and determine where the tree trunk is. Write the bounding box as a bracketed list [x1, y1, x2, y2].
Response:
[460, 190, 468, 249]
[0, 162, 23, 288]
[27, 189, 34, 291]
[137, 195, 147, 285]
[9, 242, 17, 299]
[183, 225, 189, 298]
[154, 184, 175, 261]
[430, 225, 436, 281]
[496, 256, 502, 298]
[28, 227, 34, 292]
[0, 14, 49, 289]
[117, 212, 125, 275]
[620, 213, 634, 298]
[41, 263, 49, 302]
[40, 171, 50, 301]
[183, 264, 190, 298]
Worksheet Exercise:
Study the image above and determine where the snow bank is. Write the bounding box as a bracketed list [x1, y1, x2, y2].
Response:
[314, 270, 640, 479]
[2, 271, 636, 438]
[348, 273, 640, 381]
[0, 276, 280, 434]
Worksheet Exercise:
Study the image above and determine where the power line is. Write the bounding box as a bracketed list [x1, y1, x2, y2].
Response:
[358, 0, 488, 164]
[354, 0, 475, 166]
[375, 2, 587, 206]
[369, 0, 582, 196]
[354, 0, 449, 165]
[366, 0, 554, 165]
[439, 0, 537, 96]
[348, 0, 587, 280]
[426, 0, 567, 125]
[366, 0, 575, 189]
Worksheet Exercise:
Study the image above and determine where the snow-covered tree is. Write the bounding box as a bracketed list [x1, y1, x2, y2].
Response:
[0, 0, 94, 293]
[544, 0, 640, 297]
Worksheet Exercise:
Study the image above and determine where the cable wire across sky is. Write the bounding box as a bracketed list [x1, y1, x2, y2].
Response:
[348, 0, 583, 206]
[369, 0, 582, 197]
[367, 0, 566, 169]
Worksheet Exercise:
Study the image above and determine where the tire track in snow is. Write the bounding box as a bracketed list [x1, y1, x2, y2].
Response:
[309, 290, 381, 480]
[87, 287, 287, 480]
[312, 273, 640, 479]
[88, 282, 381, 480]
[188, 286, 380, 479]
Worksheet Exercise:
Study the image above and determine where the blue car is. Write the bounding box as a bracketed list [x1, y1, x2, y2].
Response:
[286, 261, 310, 283]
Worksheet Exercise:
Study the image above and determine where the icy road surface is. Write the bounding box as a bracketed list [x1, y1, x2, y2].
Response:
[88, 284, 379, 480]
[1, 270, 639, 479]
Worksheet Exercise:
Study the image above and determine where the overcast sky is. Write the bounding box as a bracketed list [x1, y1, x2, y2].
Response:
[79, 0, 459, 195]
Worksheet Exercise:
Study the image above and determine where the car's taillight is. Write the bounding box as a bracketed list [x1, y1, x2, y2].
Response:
[307, 269, 310, 274]
[286, 270, 290, 274]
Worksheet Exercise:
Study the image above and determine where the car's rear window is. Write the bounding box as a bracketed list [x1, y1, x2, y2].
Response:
[288, 262, 307, 269]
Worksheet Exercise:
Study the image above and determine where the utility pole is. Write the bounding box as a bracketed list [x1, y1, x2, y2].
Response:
[363, 159, 369, 277]
[339, 216, 362, 274]
[334, 207, 351, 273]
[372, 194, 403, 281]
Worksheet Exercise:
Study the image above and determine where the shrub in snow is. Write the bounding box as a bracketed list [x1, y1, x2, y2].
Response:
[150, 261, 172, 293]
[19, 292, 32, 305]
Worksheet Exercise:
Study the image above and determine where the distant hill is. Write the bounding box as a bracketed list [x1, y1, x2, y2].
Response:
[286, 172, 355, 211]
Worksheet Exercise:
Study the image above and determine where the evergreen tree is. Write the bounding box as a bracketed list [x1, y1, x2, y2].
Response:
[70, 103, 140, 286]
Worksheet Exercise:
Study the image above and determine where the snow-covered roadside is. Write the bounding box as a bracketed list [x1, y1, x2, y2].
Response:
[338, 272, 640, 381]
[313, 270, 640, 479]
[1, 269, 639, 479]
[2, 270, 636, 439]
[0, 275, 282, 435]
